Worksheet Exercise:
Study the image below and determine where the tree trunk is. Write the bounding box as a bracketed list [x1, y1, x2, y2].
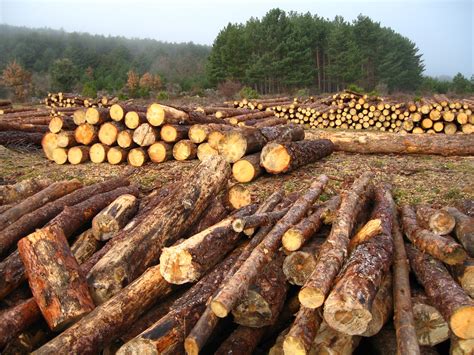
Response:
[225, 111, 275, 125]
[92, 194, 139, 241]
[148, 142, 173, 163]
[71, 229, 101, 265]
[189, 124, 211, 143]
[107, 147, 128, 165]
[282, 195, 340, 251]
[211, 175, 328, 318]
[299, 173, 373, 309]
[72, 109, 86, 125]
[146, 103, 189, 126]
[185, 197, 229, 237]
[283, 238, 324, 286]
[18, 225, 95, 331]
[132, 123, 158, 147]
[0, 178, 51, 206]
[98, 121, 123, 146]
[160, 124, 190, 143]
[0, 121, 48, 133]
[251, 116, 288, 128]
[259, 124, 305, 142]
[261, 139, 334, 174]
[217, 127, 267, 163]
[215, 326, 266, 355]
[172, 140, 197, 161]
[284, 307, 322, 355]
[307, 130, 474, 156]
[232, 152, 264, 183]
[67, 146, 90, 165]
[406, 243, 474, 339]
[74, 123, 98, 145]
[450, 258, 474, 298]
[401, 205, 466, 265]
[310, 320, 360, 355]
[89, 143, 109, 163]
[87, 156, 230, 304]
[444, 207, 474, 257]
[323, 185, 393, 335]
[85, 107, 109, 125]
[416, 205, 456, 235]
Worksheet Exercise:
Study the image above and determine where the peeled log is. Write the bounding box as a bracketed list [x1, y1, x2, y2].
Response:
[444, 207, 474, 257]
[282, 195, 340, 251]
[148, 142, 173, 163]
[323, 185, 393, 335]
[18, 225, 95, 331]
[0, 178, 51, 206]
[87, 156, 230, 304]
[232, 152, 263, 183]
[261, 139, 334, 174]
[283, 238, 324, 286]
[307, 129, 474, 156]
[406, 243, 474, 339]
[71, 229, 101, 265]
[218, 128, 267, 163]
[92, 194, 139, 241]
[401, 205, 466, 265]
[416, 205, 456, 235]
[299, 173, 374, 309]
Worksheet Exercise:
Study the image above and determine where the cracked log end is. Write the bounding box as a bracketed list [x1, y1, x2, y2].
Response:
[159, 248, 197, 284]
[323, 304, 372, 336]
[232, 290, 272, 327]
[413, 302, 449, 346]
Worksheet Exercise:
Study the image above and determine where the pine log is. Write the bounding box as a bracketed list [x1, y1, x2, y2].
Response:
[197, 142, 219, 161]
[225, 184, 252, 210]
[450, 257, 474, 298]
[215, 326, 266, 355]
[232, 152, 264, 183]
[127, 147, 148, 166]
[56, 130, 76, 148]
[218, 128, 267, 163]
[52, 148, 69, 164]
[0, 179, 51, 207]
[261, 139, 334, 174]
[160, 124, 190, 143]
[416, 205, 456, 235]
[67, 146, 90, 165]
[347, 217, 383, 253]
[216, 108, 259, 119]
[173, 139, 197, 160]
[107, 147, 128, 165]
[98, 121, 123, 146]
[451, 336, 474, 355]
[282, 195, 340, 251]
[87, 156, 230, 304]
[92, 194, 139, 241]
[310, 321, 360, 355]
[124, 111, 146, 129]
[0, 131, 43, 146]
[401, 205, 466, 265]
[323, 185, 393, 335]
[189, 124, 210, 143]
[74, 123, 98, 145]
[307, 130, 474, 156]
[18, 225, 95, 331]
[0, 121, 48, 133]
[283, 238, 324, 286]
[116, 246, 244, 355]
[110, 104, 146, 122]
[208, 128, 233, 149]
[132, 123, 158, 147]
[444, 207, 474, 257]
[48, 115, 74, 133]
[117, 130, 134, 148]
[259, 124, 305, 142]
[283, 307, 322, 355]
[231, 207, 290, 234]
[146, 103, 189, 126]
[71, 229, 101, 265]
[159, 204, 257, 284]
[406, 244, 474, 339]
[72, 109, 86, 125]
[89, 143, 109, 163]
[269, 327, 289, 355]
[412, 290, 449, 346]
[211, 175, 328, 318]
[226, 110, 275, 125]
[148, 142, 173, 163]
[250, 117, 288, 128]
[41, 132, 59, 160]
[299, 173, 373, 309]
[185, 197, 229, 237]
[85, 107, 109, 125]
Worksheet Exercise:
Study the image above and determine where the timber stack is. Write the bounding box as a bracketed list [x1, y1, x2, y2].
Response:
[1, 166, 473, 354]
[44, 92, 117, 109]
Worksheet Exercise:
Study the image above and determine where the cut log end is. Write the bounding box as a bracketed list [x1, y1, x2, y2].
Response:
[450, 305, 474, 339]
[232, 290, 272, 327]
[68, 146, 89, 165]
[109, 104, 124, 121]
[227, 184, 252, 210]
[184, 338, 199, 355]
[260, 143, 290, 174]
[282, 229, 304, 251]
[324, 306, 372, 336]
[429, 210, 456, 235]
[218, 131, 247, 163]
[128, 148, 148, 167]
[146, 103, 165, 126]
[173, 140, 197, 161]
[283, 336, 306, 355]
[89, 143, 108, 164]
[232, 159, 258, 183]
[197, 143, 218, 161]
[211, 300, 229, 318]
[159, 248, 195, 284]
[107, 147, 127, 165]
[413, 302, 449, 346]
[148, 142, 172, 163]
[52, 148, 68, 165]
[299, 287, 324, 309]
[116, 338, 158, 355]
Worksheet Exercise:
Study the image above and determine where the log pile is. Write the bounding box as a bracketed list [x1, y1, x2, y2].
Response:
[1, 168, 473, 354]
[44, 93, 117, 109]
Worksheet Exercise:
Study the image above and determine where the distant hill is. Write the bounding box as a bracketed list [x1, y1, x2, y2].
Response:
[0, 24, 211, 94]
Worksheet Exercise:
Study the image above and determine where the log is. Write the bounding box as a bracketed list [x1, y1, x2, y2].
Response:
[310, 321, 360, 355]
[226, 111, 275, 125]
[451, 336, 474, 355]
[401, 205, 466, 265]
[117, 129, 134, 148]
[98, 121, 123, 145]
[249, 117, 288, 128]
[0, 179, 51, 206]
[160, 124, 190, 143]
[412, 290, 449, 346]
[416, 205, 456, 235]
[173, 140, 197, 161]
[87, 156, 230, 304]
[450, 258, 474, 298]
[85, 107, 109, 125]
[132, 123, 158, 147]
[347, 217, 383, 253]
[283, 307, 322, 355]
[92, 194, 139, 241]
[211, 175, 328, 318]
[232, 254, 288, 327]
[124, 111, 146, 129]
[127, 147, 148, 167]
[74, 123, 98, 145]
[282, 196, 340, 251]
[224, 184, 252, 210]
[116, 246, 244, 355]
[197, 142, 219, 161]
[18, 225, 95, 331]
[323, 185, 393, 335]
[189, 124, 210, 143]
[56, 130, 76, 148]
[48, 115, 74, 133]
[299, 173, 373, 309]
[185, 197, 229, 237]
[208, 126, 234, 149]
[146, 103, 189, 126]
[261, 139, 334, 174]
[215, 326, 266, 355]
[0, 121, 48, 133]
[406, 243, 474, 339]
[41, 132, 59, 160]
[259, 124, 305, 142]
[444, 207, 474, 257]
[107, 147, 128, 165]
[218, 128, 267, 163]
[307, 130, 474, 156]
[159, 204, 257, 284]
[53, 148, 68, 165]
[72, 109, 86, 125]
[231, 208, 289, 233]
[71, 229, 101, 265]
[269, 327, 289, 355]
[148, 142, 173, 163]
[89, 143, 109, 163]
[216, 108, 259, 119]
[110, 104, 146, 122]
[0, 131, 43, 146]
[67, 146, 90, 165]
[232, 152, 264, 183]
[282, 238, 324, 286]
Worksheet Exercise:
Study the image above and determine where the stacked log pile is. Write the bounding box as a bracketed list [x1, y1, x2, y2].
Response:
[44, 93, 117, 109]
[1, 165, 472, 354]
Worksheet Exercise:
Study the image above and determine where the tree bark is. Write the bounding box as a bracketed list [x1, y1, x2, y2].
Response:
[444, 207, 474, 257]
[416, 205, 456, 235]
[0, 121, 49, 133]
[71, 229, 101, 265]
[218, 128, 267, 163]
[185, 197, 229, 237]
[259, 124, 305, 142]
[215, 326, 266, 355]
[0, 178, 51, 206]
[211, 175, 328, 318]
[215, 108, 259, 119]
[450, 257, 474, 298]
[225, 111, 275, 125]
[299, 173, 374, 309]
[148, 142, 173, 163]
[283, 238, 324, 286]
[91, 194, 138, 241]
[406, 243, 474, 339]
[160, 124, 190, 143]
[283, 307, 322, 355]
[132, 123, 158, 147]
[307, 129, 474, 156]
[261, 139, 334, 174]
[172, 140, 197, 160]
[0, 131, 43, 146]
[87, 156, 230, 304]
[232, 152, 263, 183]
[18, 225, 95, 331]
[401, 205, 466, 265]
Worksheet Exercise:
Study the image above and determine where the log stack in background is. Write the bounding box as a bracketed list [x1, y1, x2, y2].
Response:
[44, 92, 117, 109]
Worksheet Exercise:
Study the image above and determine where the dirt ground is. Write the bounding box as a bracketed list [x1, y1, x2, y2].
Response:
[1, 138, 472, 209]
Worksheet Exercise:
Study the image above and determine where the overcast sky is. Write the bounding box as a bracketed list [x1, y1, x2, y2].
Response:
[1, 0, 472, 77]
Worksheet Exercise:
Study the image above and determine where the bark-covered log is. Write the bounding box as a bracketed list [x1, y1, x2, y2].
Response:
[85, 107, 109, 125]
[132, 123, 158, 147]
[283, 307, 322, 355]
[299, 173, 374, 309]
[71, 229, 101, 265]
[146, 103, 189, 126]
[224, 184, 252, 210]
[124, 111, 147, 129]
[173, 139, 197, 161]
[282, 195, 340, 251]
[87, 156, 230, 304]
[308, 129, 474, 156]
[248, 116, 288, 128]
[450, 258, 474, 298]
[48, 115, 75, 133]
[148, 141, 173, 163]
[18, 225, 95, 331]
[110, 104, 146, 122]
[406, 244, 474, 339]
[310, 321, 360, 355]
[231, 208, 289, 233]
[215, 326, 266, 355]
[416, 205, 456, 235]
[283, 238, 324, 286]
[160, 124, 190, 143]
[444, 207, 474, 257]
[323, 185, 393, 335]
[107, 147, 128, 165]
[261, 139, 334, 174]
[67, 145, 90, 164]
[0, 179, 82, 231]
[89, 143, 109, 163]
[159, 204, 257, 284]
[218, 128, 267, 163]
[401, 205, 466, 265]
[0, 131, 43, 146]
[412, 290, 449, 346]
[211, 175, 328, 318]
[185, 197, 229, 237]
[127, 147, 148, 167]
[0, 178, 51, 206]
[232, 152, 263, 183]
[0, 121, 49, 133]
[74, 123, 98, 145]
[215, 108, 259, 119]
[347, 218, 383, 253]
[98, 121, 123, 146]
[259, 124, 305, 142]
[189, 124, 211, 143]
[117, 129, 134, 149]
[92, 194, 139, 241]
[197, 142, 219, 161]
[226, 111, 275, 125]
